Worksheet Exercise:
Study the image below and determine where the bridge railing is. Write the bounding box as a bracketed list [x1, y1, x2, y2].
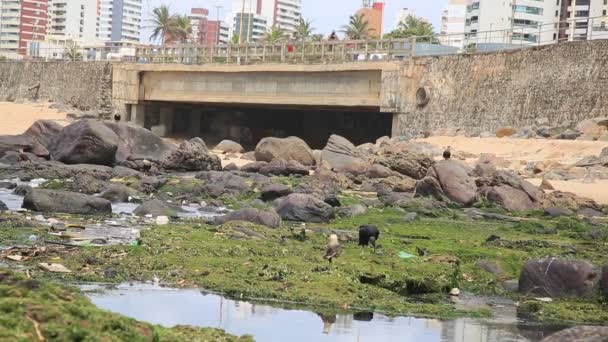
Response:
[135, 15, 608, 65]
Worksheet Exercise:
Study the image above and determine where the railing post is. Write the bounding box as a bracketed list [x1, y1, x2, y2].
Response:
[341, 41, 347, 62]
[387, 39, 392, 60]
[410, 37, 416, 59]
[245, 43, 249, 64]
[301, 40, 305, 62]
[538, 23, 542, 46]
[227, 44, 232, 64]
[589, 18, 594, 40]
[321, 41, 325, 62]
[280, 42, 286, 63]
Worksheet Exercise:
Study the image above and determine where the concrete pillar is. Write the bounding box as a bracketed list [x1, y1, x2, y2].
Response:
[130, 104, 146, 127]
[391, 113, 402, 138]
[190, 109, 202, 137]
[152, 105, 174, 137]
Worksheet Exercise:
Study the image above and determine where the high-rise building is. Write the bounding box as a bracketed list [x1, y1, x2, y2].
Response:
[394, 7, 415, 27]
[47, 0, 97, 42]
[356, 1, 385, 38]
[97, 0, 142, 42]
[0, 0, 48, 58]
[440, 0, 467, 48]
[260, 0, 302, 33]
[189, 8, 209, 45]
[559, 0, 608, 41]
[204, 20, 230, 45]
[232, 11, 268, 42]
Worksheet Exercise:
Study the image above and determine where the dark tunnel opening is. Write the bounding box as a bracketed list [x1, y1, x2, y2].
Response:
[140, 102, 393, 150]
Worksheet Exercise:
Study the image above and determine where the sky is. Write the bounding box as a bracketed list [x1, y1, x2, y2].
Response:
[142, 0, 448, 42]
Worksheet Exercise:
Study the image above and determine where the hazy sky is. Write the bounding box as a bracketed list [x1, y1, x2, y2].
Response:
[142, 0, 447, 41]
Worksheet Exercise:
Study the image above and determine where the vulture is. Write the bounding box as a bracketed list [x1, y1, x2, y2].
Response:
[443, 146, 452, 160]
[359, 225, 380, 253]
[323, 234, 341, 263]
[114, 114, 122, 123]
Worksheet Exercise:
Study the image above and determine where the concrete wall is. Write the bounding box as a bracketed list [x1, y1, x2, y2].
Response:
[0, 62, 113, 115]
[393, 41, 608, 136]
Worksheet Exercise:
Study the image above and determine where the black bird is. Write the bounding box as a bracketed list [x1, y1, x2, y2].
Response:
[443, 146, 452, 160]
[114, 114, 121, 123]
[359, 225, 380, 253]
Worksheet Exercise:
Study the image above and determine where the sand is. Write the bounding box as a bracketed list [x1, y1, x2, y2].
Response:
[528, 179, 608, 205]
[0, 102, 69, 135]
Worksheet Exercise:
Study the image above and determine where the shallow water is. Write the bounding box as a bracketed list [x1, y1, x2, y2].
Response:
[0, 178, 45, 211]
[82, 283, 556, 342]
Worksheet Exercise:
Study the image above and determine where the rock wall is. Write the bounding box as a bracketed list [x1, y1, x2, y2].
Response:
[393, 41, 608, 136]
[0, 62, 113, 116]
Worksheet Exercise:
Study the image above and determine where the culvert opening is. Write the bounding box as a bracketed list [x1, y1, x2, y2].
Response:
[139, 102, 393, 150]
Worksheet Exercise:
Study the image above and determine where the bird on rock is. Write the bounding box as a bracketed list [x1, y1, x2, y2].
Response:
[323, 234, 341, 263]
[114, 113, 122, 123]
[359, 225, 380, 253]
[443, 146, 452, 160]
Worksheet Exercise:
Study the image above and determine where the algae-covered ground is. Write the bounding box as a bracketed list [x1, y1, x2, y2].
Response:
[0, 269, 251, 341]
[2, 203, 607, 325]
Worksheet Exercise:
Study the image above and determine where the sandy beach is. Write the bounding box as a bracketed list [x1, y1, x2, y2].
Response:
[0, 102, 69, 135]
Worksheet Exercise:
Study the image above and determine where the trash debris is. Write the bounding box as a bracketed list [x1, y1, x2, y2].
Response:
[38, 263, 72, 273]
[398, 251, 416, 259]
[28, 235, 37, 242]
[450, 288, 461, 296]
[156, 216, 169, 225]
[534, 297, 553, 303]
[6, 255, 25, 261]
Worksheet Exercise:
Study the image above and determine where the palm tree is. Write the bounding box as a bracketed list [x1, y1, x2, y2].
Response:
[295, 17, 314, 41]
[173, 15, 193, 43]
[261, 26, 286, 44]
[310, 34, 323, 42]
[64, 45, 82, 61]
[231, 32, 240, 44]
[341, 14, 370, 40]
[385, 15, 436, 42]
[149, 5, 177, 45]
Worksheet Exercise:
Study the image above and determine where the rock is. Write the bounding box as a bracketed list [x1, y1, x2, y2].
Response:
[479, 185, 538, 212]
[139, 176, 166, 193]
[0, 134, 49, 159]
[495, 126, 517, 138]
[449, 288, 461, 296]
[13, 185, 32, 196]
[601, 264, 608, 300]
[215, 208, 281, 228]
[255, 137, 315, 166]
[365, 164, 394, 179]
[214, 140, 245, 154]
[475, 260, 503, 275]
[324, 195, 341, 207]
[513, 126, 536, 139]
[133, 199, 179, 218]
[223, 163, 239, 171]
[240, 161, 268, 173]
[103, 122, 176, 163]
[540, 179, 555, 191]
[240, 151, 256, 161]
[577, 207, 605, 218]
[259, 159, 308, 176]
[22, 189, 112, 215]
[543, 191, 600, 211]
[260, 183, 292, 202]
[374, 142, 435, 180]
[575, 155, 602, 167]
[321, 135, 368, 173]
[415, 160, 476, 205]
[544, 206, 574, 217]
[540, 326, 608, 342]
[24, 120, 63, 149]
[472, 161, 497, 178]
[336, 204, 367, 218]
[576, 119, 606, 140]
[519, 258, 600, 298]
[601, 147, 608, 159]
[50, 120, 119, 166]
[0, 181, 16, 189]
[556, 129, 582, 140]
[536, 117, 550, 126]
[196, 171, 250, 196]
[155, 216, 170, 225]
[276, 193, 335, 223]
[0, 200, 7, 211]
[162, 138, 222, 172]
[536, 126, 552, 138]
[404, 212, 418, 222]
[100, 184, 138, 203]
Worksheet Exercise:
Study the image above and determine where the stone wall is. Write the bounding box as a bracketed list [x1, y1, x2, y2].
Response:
[393, 41, 608, 136]
[0, 61, 113, 116]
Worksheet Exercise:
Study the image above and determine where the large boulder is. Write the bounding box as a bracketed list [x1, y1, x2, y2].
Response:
[214, 140, 245, 154]
[541, 326, 608, 342]
[478, 170, 543, 211]
[133, 199, 179, 218]
[275, 193, 335, 223]
[255, 137, 315, 166]
[196, 170, 250, 196]
[373, 142, 434, 180]
[214, 208, 281, 228]
[99, 184, 139, 203]
[415, 160, 476, 205]
[0, 134, 49, 159]
[162, 138, 222, 172]
[258, 159, 309, 176]
[321, 135, 368, 173]
[50, 120, 118, 166]
[103, 122, 176, 163]
[519, 258, 600, 298]
[22, 189, 111, 215]
[24, 120, 63, 149]
[260, 183, 293, 201]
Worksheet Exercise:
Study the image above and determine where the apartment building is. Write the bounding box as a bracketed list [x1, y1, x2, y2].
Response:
[356, 1, 385, 38]
[440, 0, 467, 48]
[47, 0, 96, 42]
[0, 0, 48, 58]
[97, 0, 142, 42]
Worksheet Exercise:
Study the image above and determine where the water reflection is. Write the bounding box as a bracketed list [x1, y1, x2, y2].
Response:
[82, 283, 540, 342]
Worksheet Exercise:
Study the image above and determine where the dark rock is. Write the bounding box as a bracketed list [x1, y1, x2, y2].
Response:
[240, 161, 268, 173]
[556, 129, 582, 140]
[162, 138, 222, 172]
[429, 160, 477, 205]
[104, 122, 176, 163]
[24, 120, 63, 149]
[197, 171, 250, 196]
[100, 184, 138, 203]
[415, 176, 447, 202]
[112, 166, 141, 178]
[22, 189, 111, 215]
[577, 207, 605, 218]
[13, 185, 32, 196]
[0, 200, 7, 211]
[575, 155, 602, 167]
[103, 267, 117, 278]
[475, 260, 503, 275]
[255, 137, 315, 166]
[133, 199, 179, 218]
[324, 195, 341, 207]
[544, 206, 574, 218]
[601, 264, 608, 300]
[139, 176, 166, 193]
[223, 163, 239, 171]
[214, 140, 245, 154]
[0, 181, 16, 189]
[519, 258, 600, 298]
[259, 159, 309, 176]
[50, 120, 118, 166]
[260, 183, 292, 202]
[536, 127, 552, 138]
[373, 142, 434, 180]
[540, 326, 608, 342]
[215, 208, 281, 228]
[479, 185, 538, 212]
[0, 134, 49, 159]
[276, 193, 335, 223]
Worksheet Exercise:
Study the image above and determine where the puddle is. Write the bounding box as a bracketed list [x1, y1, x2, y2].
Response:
[0, 178, 45, 211]
[82, 283, 560, 342]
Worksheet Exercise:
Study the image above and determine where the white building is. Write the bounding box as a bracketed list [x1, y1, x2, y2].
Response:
[230, 11, 269, 42]
[464, 0, 561, 47]
[260, 0, 302, 33]
[562, 0, 608, 40]
[440, 0, 467, 48]
[98, 0, 143, 42]
[47, 0, 97, 42]
[219, 22, 230, 44]
[0, 0, 48, 59]
[394, 7, 415, 27]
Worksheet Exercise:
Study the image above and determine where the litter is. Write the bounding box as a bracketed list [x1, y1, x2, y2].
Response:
[398, 251, 416, 259]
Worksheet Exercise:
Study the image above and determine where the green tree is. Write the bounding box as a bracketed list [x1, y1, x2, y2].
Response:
[149, 5, 177, 45]
[64, 45, 82, 61]
[231, 32, 240, 44]
[173, 15, 193, 43]
[310, 34, 323, 42]
[341, 14, 370, 40]
[261, 26, 286, 44]
[295, 17, 315, 41]
[384, 15, 436, 43]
